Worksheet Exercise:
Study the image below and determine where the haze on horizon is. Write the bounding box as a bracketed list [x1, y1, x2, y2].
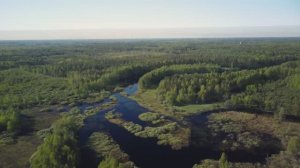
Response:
[1, 0, 300, 40]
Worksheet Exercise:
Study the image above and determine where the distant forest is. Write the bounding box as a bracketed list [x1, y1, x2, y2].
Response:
[0, 38, 299, 168]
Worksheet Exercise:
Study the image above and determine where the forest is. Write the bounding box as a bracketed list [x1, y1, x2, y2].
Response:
[0, 38, 299, 168]
[156, 61, 300, 116]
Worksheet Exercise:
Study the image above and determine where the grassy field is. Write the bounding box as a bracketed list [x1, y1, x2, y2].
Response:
[174, 103, 224, 117]
[132, 89, 224, 118]
[132, 89, 177, 117]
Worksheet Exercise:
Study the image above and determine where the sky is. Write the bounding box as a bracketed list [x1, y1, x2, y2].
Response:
[0, 0, 300, 39]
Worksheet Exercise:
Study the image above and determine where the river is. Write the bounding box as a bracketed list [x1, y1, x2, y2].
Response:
[79, 84, 280, 168]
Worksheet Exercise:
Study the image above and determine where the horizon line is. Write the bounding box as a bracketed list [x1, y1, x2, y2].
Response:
[1, 25, 300, 31]
[1, 37, 300, 42]
[1, 26, 300, 40]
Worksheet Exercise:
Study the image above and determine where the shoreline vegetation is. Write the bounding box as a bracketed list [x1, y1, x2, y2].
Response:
[105, 111, 190, 150]
[29, 101, 135, 168]
[132, 89, 225, 119]
[88, 132, 136, 168]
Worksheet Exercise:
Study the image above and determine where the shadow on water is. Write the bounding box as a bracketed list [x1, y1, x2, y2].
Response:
[105, 121, 220, 168]
[105, 118, 280, 168]
[79, 84, 281, 168]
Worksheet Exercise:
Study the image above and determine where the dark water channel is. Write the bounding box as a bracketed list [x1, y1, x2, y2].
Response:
[79, 84, 280, 168]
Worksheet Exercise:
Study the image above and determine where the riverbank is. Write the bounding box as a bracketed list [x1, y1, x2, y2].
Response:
[132, 89, 225, 119]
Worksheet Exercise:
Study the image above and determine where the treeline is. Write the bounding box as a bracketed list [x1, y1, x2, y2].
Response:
[138, 64, 222, 89]
[30, 116, 81, 168]
[157, 61, 299, 110]
[63, 64, 153, 95]
[27, 57, 107, 78]
[89, 64, 153, 91]
[2, 39, 298, 73]
[228, 74, 300, 116]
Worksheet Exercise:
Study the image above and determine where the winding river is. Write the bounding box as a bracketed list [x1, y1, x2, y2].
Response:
[78, 84, 280, 168]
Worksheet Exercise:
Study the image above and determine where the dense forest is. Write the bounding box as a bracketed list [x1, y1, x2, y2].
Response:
[0, 38, 299, 168]
[157, 61, 300, 116]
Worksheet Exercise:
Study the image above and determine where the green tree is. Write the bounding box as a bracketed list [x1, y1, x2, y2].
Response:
[176, 89, 186, 105]
[7, 109, 21, 133]
[198, 85, 207, 103]
[98, 156, 122, 168]
[30, 116, 80, 168]
[219, 152, 229, 168]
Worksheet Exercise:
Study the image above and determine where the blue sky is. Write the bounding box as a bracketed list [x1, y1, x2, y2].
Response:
[0, 0, 300, 39]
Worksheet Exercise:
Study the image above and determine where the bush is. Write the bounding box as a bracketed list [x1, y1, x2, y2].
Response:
[123, 122, 143, 134]
[138, 112, 160, 121]
[219, 152, 229, 168]
[98, 156, 123, 168]
[287, 136, 300, 154]
[0, 107, 21, 134]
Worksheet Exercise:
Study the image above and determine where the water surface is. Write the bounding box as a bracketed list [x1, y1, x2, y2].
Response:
[79, 84, 280, 168]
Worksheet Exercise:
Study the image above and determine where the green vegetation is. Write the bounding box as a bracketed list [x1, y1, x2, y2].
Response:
[194, 150, 300, 168]
[175, 103, 224, 116]
[1, 39, 300, 167]
[90, 64, 152, 91]
[0, 107, 21, 136]
[29, 102, 118, 168]
[105, 111, 122, 120]
[287, 136, 300, 154]
[0, 104, 61, 168]
[192, 111, 300, 168]
[135, 62, 300, 125]
[98, 156, 123, 168]
[88, 132, 135, 168]
[0, 69, 74, 109]
[157, 61, 299, 109]
[84, 102, 116, 118]
[133, 89, 224, 118]
[30, 116, 81, 168]
[138, 64, 221, 89]
[219, 153, 229, 168]
[105, 112, 143, 134]
[135, 122, 190, 150]
[193, 159, 264, 168]
[193, 112, 284, 151]
[138, 112, 164, 124]
[105, 111, 190, 150]
[132, 89, 177, 117]
[135, 122, 177, 137]
[227, 71, 300, 116]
